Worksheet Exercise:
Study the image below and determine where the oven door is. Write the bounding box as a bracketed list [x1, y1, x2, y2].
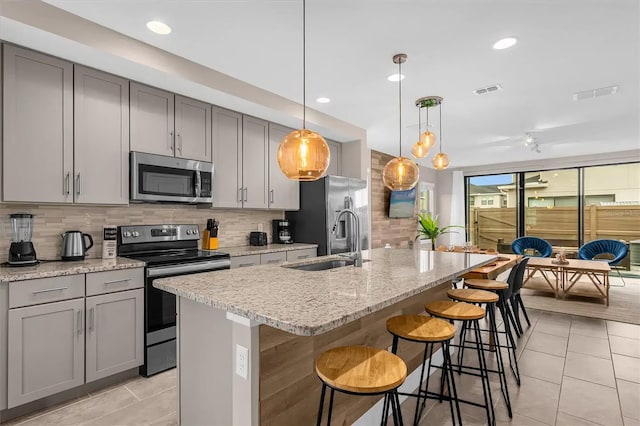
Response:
[130, 151, 213, 203]
[143, 259, 230, 376]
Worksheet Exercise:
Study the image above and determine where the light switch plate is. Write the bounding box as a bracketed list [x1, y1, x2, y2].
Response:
[236, 344, 249, 379]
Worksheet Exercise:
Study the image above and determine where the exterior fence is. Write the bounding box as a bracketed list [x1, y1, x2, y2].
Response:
[469, 205, 640, 252]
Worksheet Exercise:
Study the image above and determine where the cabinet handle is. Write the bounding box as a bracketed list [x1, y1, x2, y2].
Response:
[77, 310, 83, 336]
[267, 259, 280, 264]
[270, 189, 274, 204]
[89, 307, 95, 332]
[238, 263, 254, 267]
[64, 172, 70, 195]
[244, 187, 248, 202]
[104, 279, 130, 286]
[32, 286, 68, 295]
[238, 188, 243, 203]
[177, 133, 183, 154]
[298, 255, 310, 260]
[76, 173, 81, 195]
[169, 131, 174, 152]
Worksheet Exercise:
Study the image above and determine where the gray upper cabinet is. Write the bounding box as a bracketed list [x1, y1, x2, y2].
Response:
[212, 106, 243, 208]
[242, 116, 269, 209]
[74, 66, 129, 205]
[175, 95, 212, 162]
[2, 45, 73, 203]
[85, 288, 143, 383]
[130, 82, 175, 157]
[326, 139, 342, 176]
[268, 123, 299, 210]
[8, 298, 85, 408]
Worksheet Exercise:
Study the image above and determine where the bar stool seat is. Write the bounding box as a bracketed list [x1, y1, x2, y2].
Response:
[315, 346, 407, 425]
[387, 315, 455, 342]
[464, 279, 509, 291]
[425, 300, 485, 320]
[447, 288, 499, 304]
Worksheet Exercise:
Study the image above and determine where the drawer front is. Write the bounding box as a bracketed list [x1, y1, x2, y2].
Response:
[260, 251, 287, 265]
[86, 268, 144, 296]
[9, 275, 85, 309]
[286, 248, 317, 262]
[230, 254, 261, 269]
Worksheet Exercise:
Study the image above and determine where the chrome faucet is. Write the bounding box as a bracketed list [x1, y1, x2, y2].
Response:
[332, 208, 362, 267]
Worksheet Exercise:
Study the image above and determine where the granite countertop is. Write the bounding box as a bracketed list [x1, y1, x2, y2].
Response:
[0, 257, 145, 282]
[221, 243, 318, 257]
[155, 248, 496, 336]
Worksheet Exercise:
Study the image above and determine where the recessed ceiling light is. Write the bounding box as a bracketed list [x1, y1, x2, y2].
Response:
[146, 21, 172, 35]
[316, 97, 331, 104]
[387, 74, 405, 82]
[492, 37, 517, 50]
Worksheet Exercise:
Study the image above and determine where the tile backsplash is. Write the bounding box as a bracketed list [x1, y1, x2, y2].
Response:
[0, 204, 283, 260]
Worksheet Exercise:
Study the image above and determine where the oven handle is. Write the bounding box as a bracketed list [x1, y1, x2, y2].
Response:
[147, 259, 231, 277]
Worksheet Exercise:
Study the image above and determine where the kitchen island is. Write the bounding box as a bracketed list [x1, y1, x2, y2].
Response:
[155, 247, 496, 426]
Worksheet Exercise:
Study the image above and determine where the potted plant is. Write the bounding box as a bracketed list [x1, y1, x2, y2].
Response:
[416, 212, 464, 250]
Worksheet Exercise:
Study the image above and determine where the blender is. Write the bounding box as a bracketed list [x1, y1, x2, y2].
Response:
[8, 213, 38, 266]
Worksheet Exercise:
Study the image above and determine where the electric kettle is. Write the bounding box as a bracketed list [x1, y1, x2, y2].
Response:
[61, 231, 94, 261]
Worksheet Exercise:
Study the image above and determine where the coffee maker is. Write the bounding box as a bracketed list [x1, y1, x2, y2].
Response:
[272, 219, 293, 244]
[8, 213, 38, 266]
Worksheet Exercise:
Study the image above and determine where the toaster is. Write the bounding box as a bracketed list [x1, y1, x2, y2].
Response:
[249, 231, 268, 246]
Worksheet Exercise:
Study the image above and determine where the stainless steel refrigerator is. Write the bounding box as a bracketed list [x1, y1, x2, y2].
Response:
[286, 175, 369, 256]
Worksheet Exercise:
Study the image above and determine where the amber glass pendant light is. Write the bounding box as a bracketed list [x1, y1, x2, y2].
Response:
[277, 0, 330, 181]
[382, 54, 419, 191]
[431, 97, 450, 170]
[411, 96, 440, 158]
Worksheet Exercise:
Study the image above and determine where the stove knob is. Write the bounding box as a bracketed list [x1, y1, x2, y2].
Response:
[132, 231, 140, 237]
[123, 231, 132, 238]
[186, 230, 192, 235]
[193, 229, 199, 235]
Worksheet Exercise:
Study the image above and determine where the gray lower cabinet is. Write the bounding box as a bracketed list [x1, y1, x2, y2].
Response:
[8, 298, 85, 408]
[230, 254, 261, 269]
[260, 251, 287, 265]
[85, 289, 144, 383]
[1, 283, 7, 411]
[286, 248, 317, 261]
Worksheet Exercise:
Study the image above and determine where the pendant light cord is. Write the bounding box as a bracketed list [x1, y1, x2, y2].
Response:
[302, 0, 306, 129]
[439, 101, 442, 152]
[398, 59, 402, 157]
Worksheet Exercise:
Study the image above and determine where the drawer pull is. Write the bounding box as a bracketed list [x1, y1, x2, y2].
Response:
[32, 287, 68, 295]
[267, 259, 281, 264]
[238, 263, 254, 267]
[298, 255, 310, 259]
[104, 279, 130, 286]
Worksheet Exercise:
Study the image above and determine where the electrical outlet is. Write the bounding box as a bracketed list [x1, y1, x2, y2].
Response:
[257, 223, 263, 232]
[236, 344, 249, 379]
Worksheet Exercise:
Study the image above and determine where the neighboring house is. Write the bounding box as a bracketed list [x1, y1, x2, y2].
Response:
[467, 184, 507, 208]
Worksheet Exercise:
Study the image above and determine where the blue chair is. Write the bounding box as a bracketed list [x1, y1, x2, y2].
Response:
[511, 237, 553, 258]
[578, 239, 628, 285]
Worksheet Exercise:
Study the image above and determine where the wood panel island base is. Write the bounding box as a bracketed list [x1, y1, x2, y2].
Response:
[155, 249, 496, 425]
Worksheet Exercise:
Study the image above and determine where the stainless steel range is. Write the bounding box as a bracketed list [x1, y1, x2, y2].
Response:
[117, 224, 230, 377]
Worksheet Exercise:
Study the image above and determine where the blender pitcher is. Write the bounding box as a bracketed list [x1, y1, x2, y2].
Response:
[8, 213, 38, 265]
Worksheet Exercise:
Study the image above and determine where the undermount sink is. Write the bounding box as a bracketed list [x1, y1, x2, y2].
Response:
[284, 258, 370, 271]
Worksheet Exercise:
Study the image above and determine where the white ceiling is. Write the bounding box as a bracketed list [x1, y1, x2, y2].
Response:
[25, 0, 640, 168]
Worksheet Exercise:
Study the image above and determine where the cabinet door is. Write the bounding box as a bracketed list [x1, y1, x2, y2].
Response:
[260, 251, 287, 265]
[85, 289, 143, 383]
[175, 95, 212, 162]
[2, 45, 73, 203]
[1, 283, 7, 411]
[268, 124, 300, 210]
[242, 116, 269, 209]
[74, 66, 129, 204]
[8, 298, 84, 408]
[212, 107, 242, 208]
[130, 82, 175, 156]
[326, 139, 342, 176]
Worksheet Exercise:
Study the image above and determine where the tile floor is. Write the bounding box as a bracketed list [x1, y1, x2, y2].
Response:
[3, 309, 640, 426]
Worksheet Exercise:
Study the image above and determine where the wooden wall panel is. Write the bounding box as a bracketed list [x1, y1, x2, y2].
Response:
[371, 150, 418, 249]
[259, 282, 451, 425]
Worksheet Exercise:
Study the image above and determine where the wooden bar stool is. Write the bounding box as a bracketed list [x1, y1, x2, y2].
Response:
[425, 300, 495, 426]
[447, 288, 513, 419]
[385, 315, 461, 426]
[315, 345, 407, 426]
[465, 275, 521, 385]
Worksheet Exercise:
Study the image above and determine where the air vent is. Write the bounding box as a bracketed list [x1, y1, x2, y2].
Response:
[473, 84, 502, 95]
[573, 85, 619, 101]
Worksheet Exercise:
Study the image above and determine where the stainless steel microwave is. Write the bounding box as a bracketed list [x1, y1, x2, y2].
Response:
[130, 152, 213, 203]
